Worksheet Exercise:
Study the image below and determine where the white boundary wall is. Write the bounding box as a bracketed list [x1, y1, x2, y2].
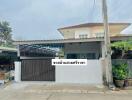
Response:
[55, 60, 103, 84]
[15, 61, 21, 82]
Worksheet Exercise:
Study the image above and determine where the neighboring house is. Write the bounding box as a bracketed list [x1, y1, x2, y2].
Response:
[0, 46, 17, 84]
[14, 23, 132, 84]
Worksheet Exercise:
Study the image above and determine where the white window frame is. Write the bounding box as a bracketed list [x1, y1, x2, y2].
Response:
[96, 33, 104, 38]
[79, 34, 88, 39]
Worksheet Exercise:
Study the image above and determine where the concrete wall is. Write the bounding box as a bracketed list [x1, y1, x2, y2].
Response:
[15, 61, 21, 82]
[15, 59, 103, 84]
[55, 60, 103, 84]
[75, 28, 91, 38]
[59, 29, 75, 39]
[64, 42, 101, 59]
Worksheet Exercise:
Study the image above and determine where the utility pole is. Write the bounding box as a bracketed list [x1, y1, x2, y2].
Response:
[102, 0, 114, 88]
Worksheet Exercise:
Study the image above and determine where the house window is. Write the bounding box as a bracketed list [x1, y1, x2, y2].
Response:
[95, 33, 104, 38]
[67, 53, 96, 59]
[79, 53, 96, 59]
[86, 53, 96, 59]
[67, 54, 77, 59]
[79, 34, 88, 39]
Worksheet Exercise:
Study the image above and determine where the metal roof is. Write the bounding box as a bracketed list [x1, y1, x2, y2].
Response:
[19, 44, 57, 57]
[14, 38, 103, 45]
[14, 36, 132, 45]
[0, 46, 17, 52]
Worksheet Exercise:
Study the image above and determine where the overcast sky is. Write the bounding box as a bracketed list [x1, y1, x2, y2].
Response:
[0, 0, 132, 40]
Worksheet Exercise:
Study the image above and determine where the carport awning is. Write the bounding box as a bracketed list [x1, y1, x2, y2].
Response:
[14, 36, 132, 45]
[15, 36, 132, 57]
[19, 44, 57, 57]
[14, 38, 103, 45]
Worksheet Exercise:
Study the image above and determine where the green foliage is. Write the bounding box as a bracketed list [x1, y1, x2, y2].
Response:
[112, 63, 128, 80]
[0, 21, 13, 47]
[58, 49, 64, 57]
[111, 40, 132, 51]
[111, 40, 132, 58]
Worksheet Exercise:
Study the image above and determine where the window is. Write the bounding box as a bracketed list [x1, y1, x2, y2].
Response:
[86, 53, 96, 59]
[79, 53, 96, 59]
[96, 33, 104, 38]
[67, 53, 96, 59]
[79, 34, 88, 39]
[67, 54, 77, 59]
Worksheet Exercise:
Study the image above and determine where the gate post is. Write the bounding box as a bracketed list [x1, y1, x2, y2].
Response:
[15, 61, 21, 82]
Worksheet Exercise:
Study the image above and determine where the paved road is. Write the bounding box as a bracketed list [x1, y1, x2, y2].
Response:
[0, 83, 132, 100]
[1, 91, 132, 100]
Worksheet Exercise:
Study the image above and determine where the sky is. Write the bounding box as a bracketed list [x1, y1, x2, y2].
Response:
[0, 0, 132, 40]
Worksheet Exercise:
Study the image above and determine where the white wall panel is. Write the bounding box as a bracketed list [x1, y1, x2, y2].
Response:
[56, 60, 103, 84]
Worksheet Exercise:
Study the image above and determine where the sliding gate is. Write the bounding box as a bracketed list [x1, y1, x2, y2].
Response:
[21, 58, 55, 81]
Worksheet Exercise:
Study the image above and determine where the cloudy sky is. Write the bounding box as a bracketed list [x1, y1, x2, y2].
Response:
[0, 0, 132, 40]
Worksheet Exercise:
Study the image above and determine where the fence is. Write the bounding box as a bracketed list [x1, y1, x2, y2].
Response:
[55, 60, 103, 84]
[112, 59, 132, 78]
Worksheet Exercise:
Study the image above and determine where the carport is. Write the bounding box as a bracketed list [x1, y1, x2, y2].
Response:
[17, 44, 62, 81]
[14, 36, 131, 84]
[14, 38, 103, 84]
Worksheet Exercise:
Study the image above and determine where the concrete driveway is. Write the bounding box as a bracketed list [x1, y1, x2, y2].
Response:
[0, 82, 132, 100]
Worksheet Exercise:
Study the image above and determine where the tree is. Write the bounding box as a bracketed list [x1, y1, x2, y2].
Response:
[111, 40, 132, 59]
[0, 21, 13, 47]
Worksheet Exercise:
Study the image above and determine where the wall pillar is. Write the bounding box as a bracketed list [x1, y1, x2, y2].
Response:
[15, 61, 21, 82]
[17, 45, 20, 57]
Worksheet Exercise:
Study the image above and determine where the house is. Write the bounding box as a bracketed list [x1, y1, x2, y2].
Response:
[58, 23, 129, 39]
[58, 23, 130, 59]
[0, 46, 17, 84]
[14, 23, 132, 84]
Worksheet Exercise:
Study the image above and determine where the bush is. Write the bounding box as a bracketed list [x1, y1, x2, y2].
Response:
[112, 63, 128, 80]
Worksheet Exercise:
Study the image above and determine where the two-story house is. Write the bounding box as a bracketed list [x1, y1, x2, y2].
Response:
[58, 23, 129, 39]
[14, 23, 132, 84]
[58, 23, 131, 59]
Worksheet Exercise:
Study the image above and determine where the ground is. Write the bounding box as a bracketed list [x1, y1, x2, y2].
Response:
[0, 82, 132, 100]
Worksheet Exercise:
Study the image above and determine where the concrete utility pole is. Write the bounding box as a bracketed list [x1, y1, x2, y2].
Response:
[102, 0, 114, 88]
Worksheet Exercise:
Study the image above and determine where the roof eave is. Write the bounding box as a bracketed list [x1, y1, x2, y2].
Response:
[58, 23, 131, 30]
[13, 36, 132, 45]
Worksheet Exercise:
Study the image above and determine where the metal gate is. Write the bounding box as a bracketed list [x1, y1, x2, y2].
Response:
[21, 58, 55, 81]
